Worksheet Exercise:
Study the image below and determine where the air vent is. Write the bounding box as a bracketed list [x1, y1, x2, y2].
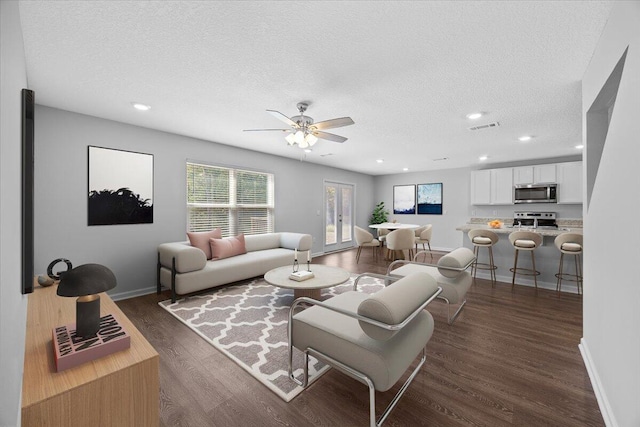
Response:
[320, 153, 334, 157]
[433, 157, 449, 161]
[468, 121, 500, 131]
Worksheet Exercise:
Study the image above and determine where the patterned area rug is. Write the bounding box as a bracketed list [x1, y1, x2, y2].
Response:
[159, 274, 384, 402]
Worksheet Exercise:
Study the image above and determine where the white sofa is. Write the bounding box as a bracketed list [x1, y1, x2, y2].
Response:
[157, 232, 312, 302]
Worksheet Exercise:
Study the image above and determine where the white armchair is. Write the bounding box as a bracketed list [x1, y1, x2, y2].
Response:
[288, 272, 441, 426]
[387, 247, 475, 325]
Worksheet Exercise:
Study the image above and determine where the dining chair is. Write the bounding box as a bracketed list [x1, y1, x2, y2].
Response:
[414, 224, 433, 260]
[386, 228, 415, 261]
[354, 226, 381, 263]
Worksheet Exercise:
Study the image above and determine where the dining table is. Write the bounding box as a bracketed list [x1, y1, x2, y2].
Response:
[368, 222, 420, 260]
[368, 222, 420, 230]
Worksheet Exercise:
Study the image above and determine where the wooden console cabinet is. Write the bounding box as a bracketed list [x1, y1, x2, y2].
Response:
[21, 282, 159, 426]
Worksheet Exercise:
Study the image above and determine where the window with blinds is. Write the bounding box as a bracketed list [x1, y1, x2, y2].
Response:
[186, 162, 274, 236]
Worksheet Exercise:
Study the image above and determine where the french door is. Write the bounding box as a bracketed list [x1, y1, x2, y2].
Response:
[324, 181, 354, 252]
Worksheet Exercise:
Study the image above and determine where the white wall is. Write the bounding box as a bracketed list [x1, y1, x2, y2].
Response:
[0, 1, 29, 425]
[581, 3, 640, 426]
[33, 106, 375, 300]
[374, 167, 472, 251]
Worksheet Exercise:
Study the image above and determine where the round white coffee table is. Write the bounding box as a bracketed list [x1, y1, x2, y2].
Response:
[264, 265, 350, 300]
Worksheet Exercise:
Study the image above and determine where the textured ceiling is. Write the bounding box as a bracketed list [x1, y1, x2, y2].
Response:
[18, 1, 613, 175]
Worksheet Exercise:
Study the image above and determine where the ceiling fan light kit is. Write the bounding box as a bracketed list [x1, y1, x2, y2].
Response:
[245, 102, 354, 149]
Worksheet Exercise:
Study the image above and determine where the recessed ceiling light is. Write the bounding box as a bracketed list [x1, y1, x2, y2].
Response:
[376, 159, 384, 163]
[575, 144, 584, 149]
[479, 155, 488, 161]
[402, 167, 409, 172]
[304, 148, 312, 153]
[518, 135, 532, 142]
[132, 102, 151, 111]
[466, 112, 483, 120]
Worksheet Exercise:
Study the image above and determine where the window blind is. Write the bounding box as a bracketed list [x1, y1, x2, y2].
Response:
[187, 162, 274, 236]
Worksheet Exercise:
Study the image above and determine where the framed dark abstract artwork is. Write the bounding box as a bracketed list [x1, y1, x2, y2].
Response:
[88, 146, 153, 225]
[393, 185, 416, 214]
[417, 183, 443, 215]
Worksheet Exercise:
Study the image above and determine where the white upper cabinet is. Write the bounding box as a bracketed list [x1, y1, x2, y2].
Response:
[470, 168, 513, 205]
[470, 170, 491, 205]
[471, 162, 581, 205]
[556, 161, 583, 204]
[534, 164, 557, 183]
[491, 167, 513, 204]
[513, 164, 557, 184]
[513, 166, 534, 185]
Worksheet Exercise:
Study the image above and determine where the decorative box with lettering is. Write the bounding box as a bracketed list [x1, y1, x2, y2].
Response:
[52, 313, 131, 372]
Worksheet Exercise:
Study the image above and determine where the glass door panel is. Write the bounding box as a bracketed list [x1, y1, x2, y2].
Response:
[325, 184, 337, 245]
[341, 187, 352, 243]
[324, 181, 354, 252]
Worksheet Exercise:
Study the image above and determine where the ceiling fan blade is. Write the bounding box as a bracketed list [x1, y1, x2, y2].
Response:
[312, 130, 348, 143]
[243, 128, 292, 132]
[266, 110, 298, 128]
[310, 117, 354, 131]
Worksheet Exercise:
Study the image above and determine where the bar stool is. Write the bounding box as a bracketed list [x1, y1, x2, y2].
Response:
[468, 229, 499, 287]
[554, 233, 583, 294]
[508, 231, 542, 290]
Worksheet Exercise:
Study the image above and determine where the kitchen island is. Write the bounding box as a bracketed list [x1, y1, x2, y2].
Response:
[456, 221, 583, 293]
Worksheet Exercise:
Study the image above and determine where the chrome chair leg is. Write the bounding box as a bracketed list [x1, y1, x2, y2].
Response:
[556, 252, 582, 294]
[439, 296, 466, 325]
[556, 252, 565, 292]
[577, 254, 583, 294]
[531, 250, 538, 290]
[302, 346, 427, 427]
[511, 249, 519, 289]
[489, 246, 496, 287]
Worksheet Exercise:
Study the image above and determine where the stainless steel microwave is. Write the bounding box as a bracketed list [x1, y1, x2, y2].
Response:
[514, 184, 557, 204]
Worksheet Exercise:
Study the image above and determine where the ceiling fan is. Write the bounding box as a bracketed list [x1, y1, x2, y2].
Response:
[244, 102, 354, 148]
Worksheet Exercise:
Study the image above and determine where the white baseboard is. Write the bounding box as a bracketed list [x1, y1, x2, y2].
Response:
[470, 270, 580, 293]
[428, 246, 456, 253]
[109, 286, 157, 301]
[579, 338, 617, 427]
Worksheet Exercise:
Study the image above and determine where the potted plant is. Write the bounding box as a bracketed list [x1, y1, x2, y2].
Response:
[369, 201, 389, 224]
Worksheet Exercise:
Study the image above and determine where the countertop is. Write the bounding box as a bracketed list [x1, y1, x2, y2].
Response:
[456, 223, 583, 237]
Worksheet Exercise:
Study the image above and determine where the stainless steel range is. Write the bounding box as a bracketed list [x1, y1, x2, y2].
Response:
[513, 211, 558, 229]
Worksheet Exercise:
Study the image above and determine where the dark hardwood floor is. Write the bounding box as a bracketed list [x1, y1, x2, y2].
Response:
[116, 247, 603, 426]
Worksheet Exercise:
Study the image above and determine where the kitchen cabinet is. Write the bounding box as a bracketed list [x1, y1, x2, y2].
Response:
[513, 164, 556, 185]
[470, 170, 491, 205]
[513, 166, 534, 185]
[470, 168, 512, 205]
[535, 164, 557, 183]
[490, 167, 513, 204]
[557, 161, 583, 204]
[471, 162, 577, 205]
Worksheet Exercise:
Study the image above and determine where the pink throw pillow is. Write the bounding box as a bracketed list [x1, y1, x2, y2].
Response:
[187, 229, 222, 260]
[210, 234, 247, 260]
